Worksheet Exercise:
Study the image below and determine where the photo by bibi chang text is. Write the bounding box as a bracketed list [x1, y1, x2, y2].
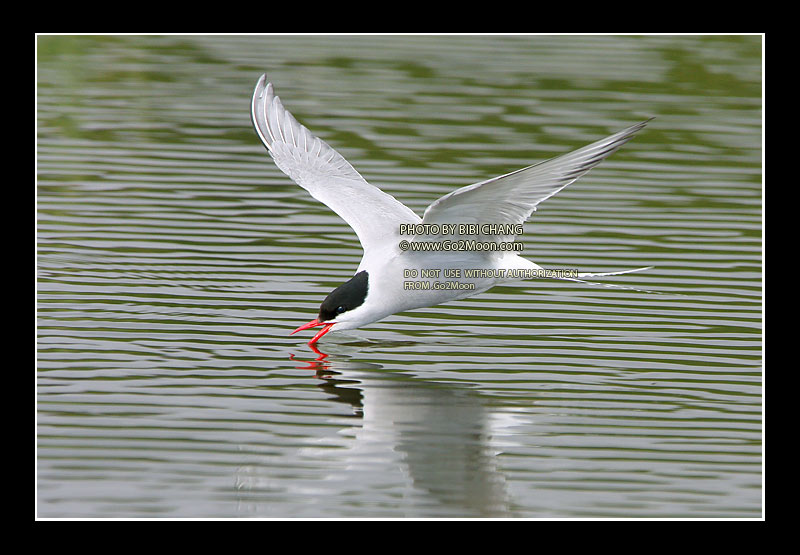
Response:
[398, 223, 524, 236]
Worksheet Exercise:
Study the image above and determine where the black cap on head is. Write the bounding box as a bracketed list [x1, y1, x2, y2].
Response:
[318, 271, 369, 322]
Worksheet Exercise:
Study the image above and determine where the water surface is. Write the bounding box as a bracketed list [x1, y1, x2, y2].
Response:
[37, 34, 762, 518]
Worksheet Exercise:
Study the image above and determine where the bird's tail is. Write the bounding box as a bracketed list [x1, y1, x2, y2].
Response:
[557, 266, 666, 295]
[577, 266, 653, 279]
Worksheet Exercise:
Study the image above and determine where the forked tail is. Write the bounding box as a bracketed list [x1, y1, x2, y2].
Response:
[561, 266, 665, 295]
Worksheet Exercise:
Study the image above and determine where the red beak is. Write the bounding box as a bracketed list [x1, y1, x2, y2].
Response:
[290, 318, 335, 345]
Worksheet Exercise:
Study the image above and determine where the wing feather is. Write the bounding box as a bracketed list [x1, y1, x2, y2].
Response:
[419, 119, 651, 244]
[250, 75, 420, 253]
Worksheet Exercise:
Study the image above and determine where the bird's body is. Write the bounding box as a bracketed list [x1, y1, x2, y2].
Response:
[250, 75, 651, 346]
[351, 250, 541, 327]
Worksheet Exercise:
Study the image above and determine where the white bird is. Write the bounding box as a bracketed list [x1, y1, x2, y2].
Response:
[250, 75, 652, 347]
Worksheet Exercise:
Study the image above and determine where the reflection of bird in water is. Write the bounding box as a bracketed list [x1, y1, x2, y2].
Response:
[285, 353, 517, 517]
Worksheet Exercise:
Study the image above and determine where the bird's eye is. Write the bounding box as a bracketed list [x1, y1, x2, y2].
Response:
[335, 306, 346, 314]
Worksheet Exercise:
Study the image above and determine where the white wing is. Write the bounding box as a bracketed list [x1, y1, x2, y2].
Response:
[251, 75, 420, 253]
[419, 120, 651, 243]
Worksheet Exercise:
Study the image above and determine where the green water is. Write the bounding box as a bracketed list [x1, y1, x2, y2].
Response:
[37, 34, 762, 518]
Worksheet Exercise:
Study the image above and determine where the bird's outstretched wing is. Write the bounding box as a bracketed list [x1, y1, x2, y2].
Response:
[418, 120, 651, 244]
[251, 75, 421, 252]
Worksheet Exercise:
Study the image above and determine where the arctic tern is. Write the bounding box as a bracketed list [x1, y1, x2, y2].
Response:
[250, 75, 651, 347]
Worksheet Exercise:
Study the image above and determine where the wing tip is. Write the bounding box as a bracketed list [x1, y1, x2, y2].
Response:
[620, 117, 653, 137]
[251, 74, 279, 150]
[626, 116, 655, 136]
[252, 73, 271, 102]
